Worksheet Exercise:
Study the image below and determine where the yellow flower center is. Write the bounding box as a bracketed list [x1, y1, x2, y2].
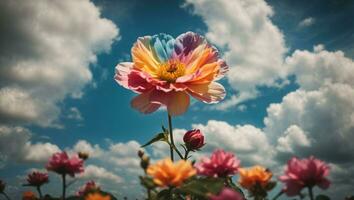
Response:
[157, 60, 186, 82]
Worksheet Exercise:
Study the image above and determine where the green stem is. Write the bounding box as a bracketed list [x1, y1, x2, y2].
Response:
[168, 114, 174, 161]
[36, 186, 43, 199]
[1, 192, 11, 200]
[184, 150, 190, 160]
[272, 190, 284, 200]
[62, 174, 66, 200]
[308, 186, 314, 200]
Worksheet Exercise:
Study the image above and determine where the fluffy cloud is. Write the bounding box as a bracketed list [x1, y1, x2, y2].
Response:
[184, 0, 288, 109]
[0, 0, 119, 127]
[80, 165, 123, 183]
[0, 126, 60, 165]
[298, 17, 315, 28]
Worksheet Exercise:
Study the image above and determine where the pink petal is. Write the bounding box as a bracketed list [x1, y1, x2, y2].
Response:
[131, 90, 161, 114]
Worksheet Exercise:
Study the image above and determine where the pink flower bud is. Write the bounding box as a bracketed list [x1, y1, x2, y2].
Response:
[183, 129, 205, 150]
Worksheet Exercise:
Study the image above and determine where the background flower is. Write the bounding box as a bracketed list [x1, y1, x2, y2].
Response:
[195, 149, 240, 178]
[279, 156, 331, 196]
[46, 152, 84, 177]
[147, 158, 196, 187]
[26, 171, 49, 187]
[239, 165, 272, 190]
[209, 188, 244, 200]
[77, 181, 100, 196]
[115, 32, 228, 116]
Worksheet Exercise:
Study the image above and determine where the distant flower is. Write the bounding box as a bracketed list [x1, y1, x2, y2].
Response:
[77, 181, 100, 196]
[209, 188, 244, 200]
[22, 191, 37, 200]
[46, 151, 84, 177]
[85, 192, 111, 200]
[26, 171, 49, 187]
[279, 156, 330, 196]
[239, 165, 273, 190]
[147, 158, 196, 187]
[183, 129, 205, 150]
[115, 32, 228, 116]
[195, 149, 240, 178]
[0, 180, 5, 193]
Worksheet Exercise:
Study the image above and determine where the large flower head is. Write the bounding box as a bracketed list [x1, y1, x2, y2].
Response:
[26, 171, 49, 187]
[279, 156, 330, 196]
[115, 32, 228, 116]
[46, 152, 84, 177]
[195, 149, 240, 178]
[147, 158, 196, 187]
[239, 165, 273, 190]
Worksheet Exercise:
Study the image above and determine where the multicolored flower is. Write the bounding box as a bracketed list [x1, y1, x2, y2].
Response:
[147, 158, 196, 187]
[85, 192, 111, 200]
[195, 149, 240, 178]
[239, 165, 273, 190]
[77, 181, 100, 196]
[115, 32, 228, 116]
[26, 171, 49, 187]
[46, 151, 84, 177]
[279, 156, 331, 196]
[209, 188, 244, 200]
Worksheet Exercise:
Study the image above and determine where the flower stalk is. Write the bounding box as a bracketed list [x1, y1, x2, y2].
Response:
[308, 186, 314, 200]
[62, 174, 66, 200]
[1, 192, 11, 200]
[36, 186, 43, 199]
[168, 114, 174, 161]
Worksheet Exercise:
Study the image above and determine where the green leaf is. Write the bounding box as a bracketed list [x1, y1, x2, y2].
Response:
[141, 132, 169, 147]
[178, 177, 224, 198]
[157, 189, 171, 200]
[140, 176, 156, 189]
[316, 194, 331, 200]
[265, 181, 277, 191]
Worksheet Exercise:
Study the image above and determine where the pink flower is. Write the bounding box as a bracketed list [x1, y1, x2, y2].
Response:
[76, 181, 100, 196]
[195, 149, 240, 178]
[279, 156, 331, 196]
[26, 171, 49, 187]
[183, 129, 205, 150]
[210, 188, 244, 200]
[46, 152, 84, 177]
[115, 32, 228, 116]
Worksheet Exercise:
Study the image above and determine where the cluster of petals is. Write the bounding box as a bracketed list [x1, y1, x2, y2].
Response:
[147, 158, 196, 187]
[183, 129, 205, 150]
[77, 181, 100, 196]
[209, 188, 244, 200]
[195, 149, 240, 178]
[279, 156, 330, 196]
[115, 32, 228, 116]
[26, 171, 49, 187]
[46, 151, 84, 177]
[85, 192, 111, 200]
[238, 165, 272, 190]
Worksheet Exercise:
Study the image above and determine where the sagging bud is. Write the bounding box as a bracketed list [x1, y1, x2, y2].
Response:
[183, 129, 205, 151]
[78, 152, 89, 160]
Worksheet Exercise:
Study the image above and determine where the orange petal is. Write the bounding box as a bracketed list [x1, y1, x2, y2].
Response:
[167, 92, 190, 116]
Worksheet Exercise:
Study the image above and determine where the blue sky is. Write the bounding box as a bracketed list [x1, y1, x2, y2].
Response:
[1, 0, 354, 199]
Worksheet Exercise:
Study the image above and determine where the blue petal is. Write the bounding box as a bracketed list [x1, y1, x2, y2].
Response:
[151, 33, 175, 62]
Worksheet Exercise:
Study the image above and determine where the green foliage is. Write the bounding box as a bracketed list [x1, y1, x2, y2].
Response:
[315, 194, 331, 200]
[141, 132, 169, 147]
[176, 177, 224, 199]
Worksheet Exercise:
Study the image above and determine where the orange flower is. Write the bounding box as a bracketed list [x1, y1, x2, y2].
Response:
[147, 158, 196, 187]
[22, 191, 37, 200]
[239, 165, 272, 190]
[85, 192, 111, 200]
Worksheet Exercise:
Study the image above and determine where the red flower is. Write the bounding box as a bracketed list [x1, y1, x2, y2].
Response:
[195, 149, 240, 178]
[279, 156, 331, 196]
[183, 129, 205, 150]
[77, 181, 100, 196]
[26, 171, 49, 187]
[46, 152, 84, 177]
[210, 188, 244, 200]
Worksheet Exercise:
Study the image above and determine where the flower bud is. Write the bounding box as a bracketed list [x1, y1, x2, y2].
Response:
[78, 152, 89, 160]
[183, 129, 205, 150]
[137, 149, 145, 158]
[140, 155, 150, 170]
[0, 180, 5, 193]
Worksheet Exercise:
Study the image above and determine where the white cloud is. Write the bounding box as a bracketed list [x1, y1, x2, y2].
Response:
[67, 107, 83, 121]
[0, 0, 119, 127]
[80, 165, 123, 183]
[184, 0, 288, 109]
[298, 17, 315, 28]
[72, 140, 103, 158]
[275, 125, 311, 153]
[0, 125, 60, 165]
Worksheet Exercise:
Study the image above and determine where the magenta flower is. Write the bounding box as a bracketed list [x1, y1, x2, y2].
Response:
[26, 171, 49, 187]
[195, 149, 240, 178]
[183, 129, 205, 151]
[46, 152, 84, 177]
[76, 181, 100, 196]
[279, 156, 331, 196]
[210, 188, 244, 200]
